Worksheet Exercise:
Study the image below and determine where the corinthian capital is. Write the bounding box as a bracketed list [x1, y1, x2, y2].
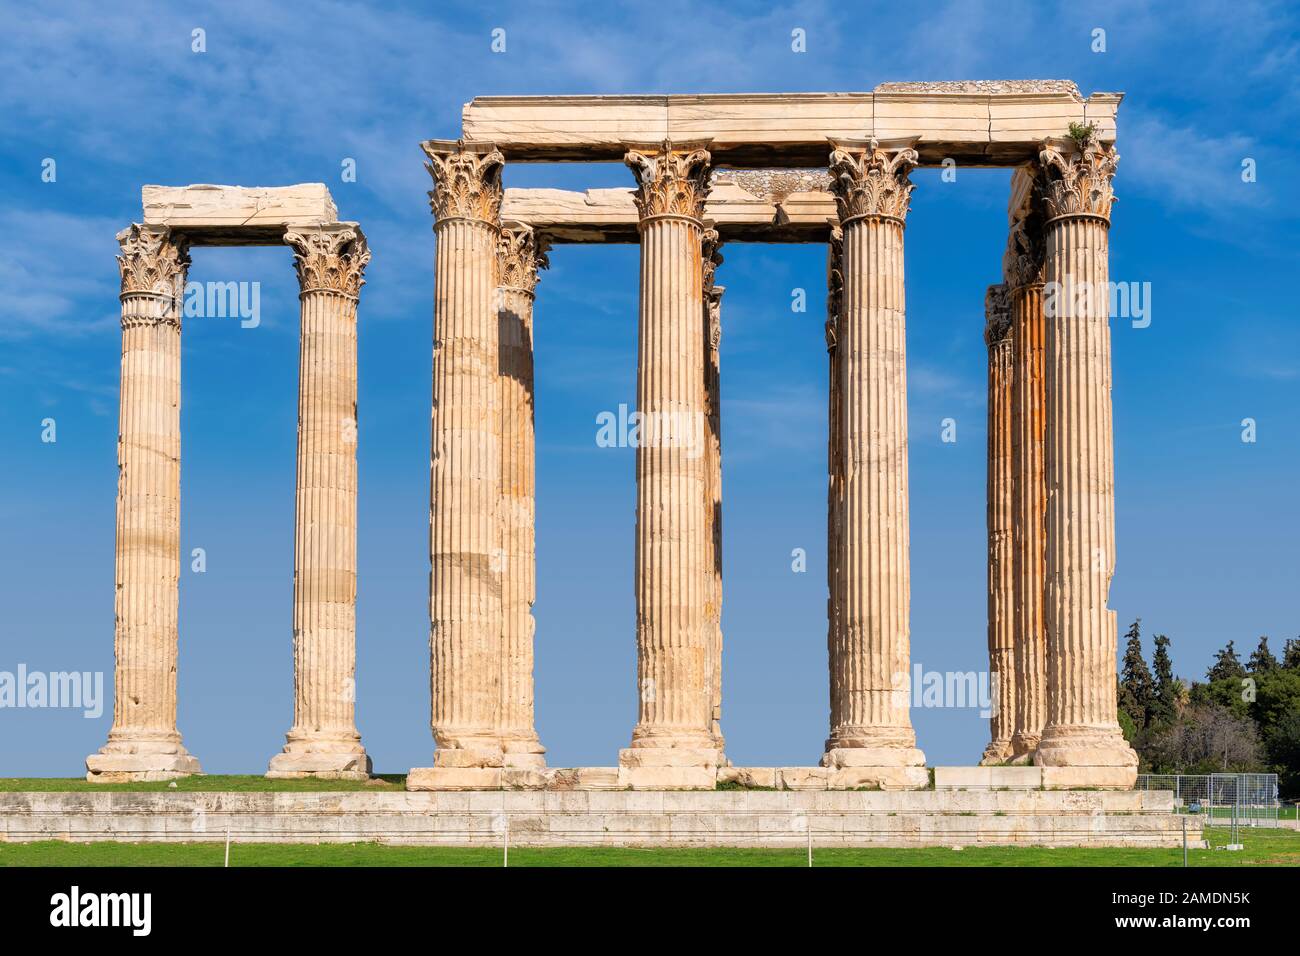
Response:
[984, 283, 1012, 346]
[1038, 137, 1119, 223]
[116, 224, 190, 298]
[284, 224, 370, 297]
[624, 140, 712, 221]
[828, 139, 918, 223]
[1003, 216, 1046, 291]
[497, 222, 550, 294]
[422, 139, 504, 224]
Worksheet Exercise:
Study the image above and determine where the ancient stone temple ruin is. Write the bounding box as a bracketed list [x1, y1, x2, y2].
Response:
[87, 81, 1138, 792]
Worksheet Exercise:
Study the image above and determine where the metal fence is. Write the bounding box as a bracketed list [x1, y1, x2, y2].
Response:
[1137, 773, 1280, 827]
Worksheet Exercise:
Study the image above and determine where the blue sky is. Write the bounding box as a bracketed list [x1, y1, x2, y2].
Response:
[1, 0, 1297, 775]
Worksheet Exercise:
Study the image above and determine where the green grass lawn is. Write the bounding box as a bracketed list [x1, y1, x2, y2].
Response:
[1, 827, 1296, 867]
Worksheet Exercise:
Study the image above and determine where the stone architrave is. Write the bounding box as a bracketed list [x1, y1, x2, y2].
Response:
[86, 225, 202, 782]
[496, 222, 549, 768]
[980, 284, 1015, 765]
[414, 140, 509, 786]
[1004, 169, 1049, 763]
[1033, 137, 1138, 788]
[822, 139, 927, 789]
[619, 141, 723, 789]
[267, 224, 373, 780]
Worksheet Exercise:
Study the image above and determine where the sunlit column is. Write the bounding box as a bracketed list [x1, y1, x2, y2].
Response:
[1034, 136, 1138, 787]
[496, 222, 548, 767]
[702, 229, 725, 752]
[422, 140, 506, 769]
[268, 224, 372, 780]
[86, 225, 202, 782]
[619, 141, 721, 787]
[822, 140, 926, 788]
[1004, 168, 1049, 762]
[981, 284, 1016, 765]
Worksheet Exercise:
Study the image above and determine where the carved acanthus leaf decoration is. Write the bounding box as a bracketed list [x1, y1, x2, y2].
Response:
[423, 141, 504, 223]
[828, 140, 918, 222]
[707, 285, 724, 351]
[625, 141, 713, 220]
[498, 224, 550, 293]
[284, 226, 370, 297]
[1003, 216, 1046, 290]
[701, 227, 724, 294]
[117, 224, 190, 299]
[1038, 137, 1119, 223]
[984, 283, 1012, 346]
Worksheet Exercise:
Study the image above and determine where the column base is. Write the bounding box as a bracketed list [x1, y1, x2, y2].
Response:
[266, 751, 372, 781]
[979, 739, 1014, 766]
[406, 767, 503, 790]
[433, 746, 506, 768]
[86, 738, 202, 782]
[406, 745, 509, 790]
[821, 747, 928, 790]
[1009, 730, 1041, 762]
[1034, 725, 1138, 787]
[500, 734, 546, 769]
[266, 733, 371, 780]
[822, 745, 926, 768]
[1038, 766, 1138, 790]
[618, 747, 722, 790]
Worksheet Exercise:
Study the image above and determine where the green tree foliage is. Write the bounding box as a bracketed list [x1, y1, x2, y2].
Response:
[1143, 704, 1266, 774]
[1132, 628, 1300, 796]
[1207, 640, 1246, 682]
[1150, 634, 1178, 726]
[1118, 619, 1155, 730]
[1264, 709, 1300, 797]
[1249, 636, 1280, 673]
[1117, 706, 1138, 744]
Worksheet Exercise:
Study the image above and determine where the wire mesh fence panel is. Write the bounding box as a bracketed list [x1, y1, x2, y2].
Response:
[1137, 773, 1279, 827]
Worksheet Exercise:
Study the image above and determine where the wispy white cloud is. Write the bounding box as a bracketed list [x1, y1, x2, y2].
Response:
[0, 209, 123, 339]
[1120, 113, 1270, 218]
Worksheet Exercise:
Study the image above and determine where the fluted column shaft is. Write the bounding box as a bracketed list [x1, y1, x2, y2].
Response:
[1034, 138, 1137, 775]
[268, 225, 372, 779]
[622, 143, 719, 764]
[425, 142, 506, 762]
[497, 223, 547, 765]
[981, 286, 1015, 764]
[1010, 280, 1048, 757]
[826, 228, 844, 731]
[703, 236, 725, 750]
[823, 141, 924, 781]
[87, 224, 201, 781]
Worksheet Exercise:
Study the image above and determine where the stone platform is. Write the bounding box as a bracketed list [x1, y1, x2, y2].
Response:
[0, 789, 1192, 848]
[406, 764, 1137, 792]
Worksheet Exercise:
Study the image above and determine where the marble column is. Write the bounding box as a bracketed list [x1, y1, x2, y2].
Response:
[980, 284, 1015, 765]
[702, 230, 725, 752]
[421, 140, 507, 775]
[496, 222, 548, 768]
[267, 224, 372, 780]
[86, 224, 202, 781]
[823, 140, 927, 788]
[1033, 137, 1138, 787]
[619, 141, 722, 787]
[1004, 170, 1049, 762]
[825, 222, 844, 744]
